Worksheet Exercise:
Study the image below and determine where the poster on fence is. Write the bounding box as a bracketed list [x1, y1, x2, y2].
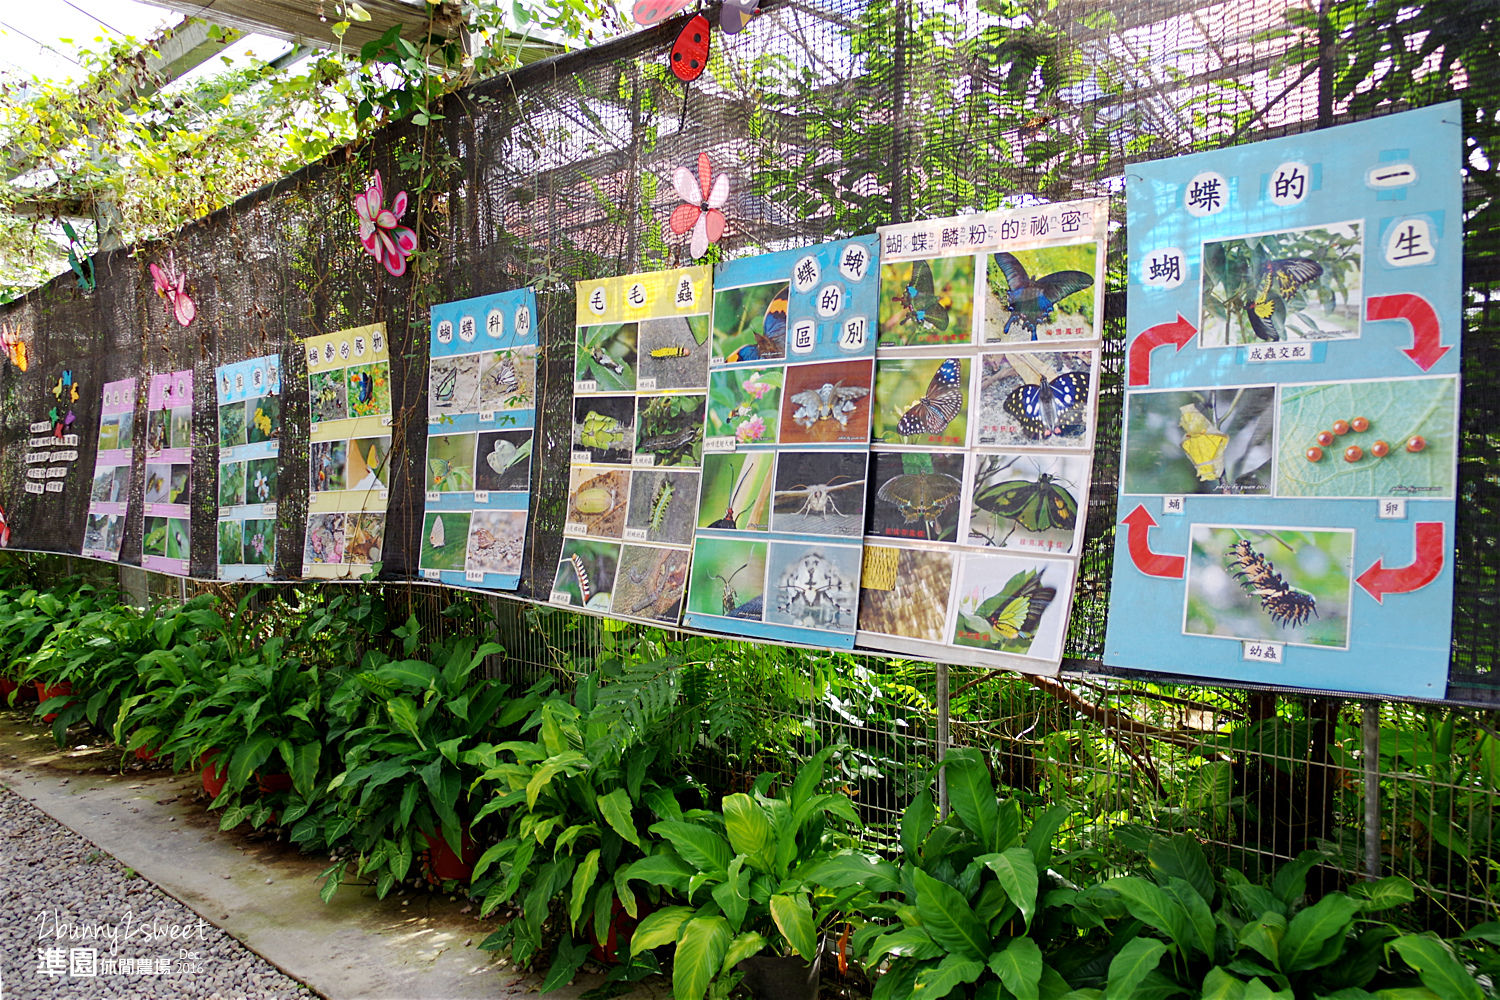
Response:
[855, 200, 1108, 674]
[82, 378, 135, 562]
[682, 236, 879, 647]
[550, 266, 712, 623]
[417, 288, 539, 590]
[304, 325, 391, 580]
[216, 354, 281, 580]
[142, 370, 192, 575]
[1103, 102, 1462, 699]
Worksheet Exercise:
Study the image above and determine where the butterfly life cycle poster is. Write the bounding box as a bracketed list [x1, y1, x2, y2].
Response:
[683, 236, 880, 648]
[551, 266, 712, 622]
[82, 378, 136, 562]
[1104, 102, 1462, 700]
[417, 288, 539, 590]
[216, 354, 281, 580]
[858, 200, 1108, 674]
[142, 370, 193, 575]
[304, 325, 392, 580]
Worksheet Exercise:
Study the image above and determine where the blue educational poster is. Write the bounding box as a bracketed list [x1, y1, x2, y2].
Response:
[418, 289, 539, 591]
[856, 201, 1109, 675]
[683, 236, 879, 648]
[216, 354, 281, 581]
[1104, 102, 1462, 699]
[552, 267, 711, 624]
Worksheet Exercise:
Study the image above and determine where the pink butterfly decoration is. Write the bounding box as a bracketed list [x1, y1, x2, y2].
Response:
[149, 252, 197, 326]
[355, 170, 418, 277]
[0, 503, 11, 548]
[668, 152, 728, 259]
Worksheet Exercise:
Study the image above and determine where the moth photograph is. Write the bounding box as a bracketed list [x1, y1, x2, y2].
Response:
[872, 356, 969, 447]
[866, 451, 966, 542]
[1184, 525, 1353, 649]
[779, 359, 874, 444]
[1199, 221, 1363, 347]
[770, 450, 867, 537]
[764, 543, 861, 632]
[974, 350, 1094, 448]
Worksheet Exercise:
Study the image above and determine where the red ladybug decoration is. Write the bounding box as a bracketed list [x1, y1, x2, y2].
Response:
[670, 14, 710, 82]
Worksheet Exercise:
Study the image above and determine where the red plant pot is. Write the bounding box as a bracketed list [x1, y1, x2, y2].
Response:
[256, 771, 294, 795]
[133, 745, 158, 761]
[0, 677, 17, 701]
[201, 751, 227, 798]
[421, 828, 480, 882]
[34, 680, 74, 722]
[592, 898, 655, 964]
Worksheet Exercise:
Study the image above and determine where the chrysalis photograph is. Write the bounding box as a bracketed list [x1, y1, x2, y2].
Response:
[1122, 385, 1276, 496]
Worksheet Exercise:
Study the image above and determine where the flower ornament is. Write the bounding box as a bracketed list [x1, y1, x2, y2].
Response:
[668, 152, 728, 259]
[0, 323, 27, 371]
[149, 252, 196, 326]
[0, 503, 11, 548]
[355, 170, 418, 277]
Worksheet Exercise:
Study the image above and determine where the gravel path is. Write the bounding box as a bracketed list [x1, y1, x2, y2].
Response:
[0, 783, 314, 999]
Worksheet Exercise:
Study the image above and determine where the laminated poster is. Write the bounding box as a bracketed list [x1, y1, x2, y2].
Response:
[856, 200, 1109, 673]
[142, 370, 193, 575]
[550, 266, 712, 623]
[1103, 102, 1462, 700]
[417, 288, 539, 590]
[82, 378, 136, 562]
[216, 354, 281, 580]
[304, 325, 392, 579]
[683, 236, 880, 648]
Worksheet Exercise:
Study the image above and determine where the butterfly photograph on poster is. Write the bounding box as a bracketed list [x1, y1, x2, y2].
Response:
[877, 256, 975, 346]
[1200, 221, 1363, 347]
[952, 556, 1071, 660]
[983, 245, 1097, 343]
[967, 452, 1090, 554]
[872, 356, 969, 446]
[974, 350, 1094, 448]
[866, 451, 965, 542]
[713, 281, 788, 363]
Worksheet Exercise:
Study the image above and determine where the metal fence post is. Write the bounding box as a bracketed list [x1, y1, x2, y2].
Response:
[1363, 700, 1381, 879]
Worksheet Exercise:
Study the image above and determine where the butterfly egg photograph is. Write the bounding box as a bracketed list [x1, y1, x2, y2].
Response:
[465, 510, 526, 576]
[473, 429, 534, 492]
[706, 367, 782, 444]
[575, 322, 638, 391]
[698, 452, 774, 532]
[712, 281, 788, 364]
[765, 543, 861, 631]
[634, 393, 706, 467]
[877, 255, 976, 346]
[638, 316, 711, 389]
[780, 359, 873, 444]
[966, 452, 1090, 553]
[872, 355, 969, 446]
[867, 451, 966, 542]
[1122, 385, 1276, 495]
[1184, 526, 1353, 649]
[479, 345, 536, 410]
[856, 544, 954, 642]
[982, 244, 1099, 343]
[424, 432, 477, 492]
[430, 354, 483, 413]
[572, 396, 636, 463]
[1273, 376, 1457, 498]
[614, 544, 690, 623]
[1200, 221, 1364, 347]
[770, 449, 867, 537]
[952, 554, 1072, 660]
[566, 467, 630, 538]
[625, 468, 699, 545]
[687, 537, 768, 621]
[974, 349, 1093, 448]
[419, 510, 471, 572]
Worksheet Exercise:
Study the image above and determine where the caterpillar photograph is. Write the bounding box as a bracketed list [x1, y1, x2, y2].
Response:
[1185, 526, 1353, 649]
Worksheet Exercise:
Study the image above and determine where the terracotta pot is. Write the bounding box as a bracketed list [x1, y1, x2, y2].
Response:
[0, 677, 17, 701]
[201, 751, 227, 798]
[133, 745, 158, 761]
[34, 680, 74, 722]
[421, 827, 480, 882]
[256, 771, 294, 795]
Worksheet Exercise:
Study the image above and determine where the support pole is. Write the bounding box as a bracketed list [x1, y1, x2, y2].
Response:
[1362, 700, 1381, 879]
[936, 662, 949, 818]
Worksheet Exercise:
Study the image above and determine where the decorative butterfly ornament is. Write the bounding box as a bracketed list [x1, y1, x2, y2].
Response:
[149, 252, 197, 327]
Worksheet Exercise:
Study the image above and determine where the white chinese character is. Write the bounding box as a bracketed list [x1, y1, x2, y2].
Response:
[458, 315, 477, 342]
[436, 319, 453, 344]
[588, 287, 607, 315]
[486, 309, 504, 339]
[515, 305, 532, 337]
[37, 947, 68, 976]
[789, 319, 816, 355]
[839, 316, 868, 351]
[1269, 160, 1310, 206]
[839, 243, 869, 282]
[815, 284, 844, 318]
[792, 255, 820, 293]
[71, 947, 98, 977]
[1141, 247, 1186, 290]
[1384, 217, 1436, 267]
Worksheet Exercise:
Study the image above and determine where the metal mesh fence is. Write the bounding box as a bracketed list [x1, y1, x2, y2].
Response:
[2, 0, 1499, 927]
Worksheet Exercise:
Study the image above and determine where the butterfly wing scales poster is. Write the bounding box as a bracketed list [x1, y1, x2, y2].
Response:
[858, 201, 1108, 674]
[1103, 102, 1462, 699]
[418, 288, 539, 591]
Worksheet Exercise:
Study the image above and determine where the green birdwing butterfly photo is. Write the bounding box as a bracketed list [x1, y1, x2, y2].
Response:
[968, 456, 1087, 550]
[974, 471, 1078, 532]
[957, 567, 1057, 650]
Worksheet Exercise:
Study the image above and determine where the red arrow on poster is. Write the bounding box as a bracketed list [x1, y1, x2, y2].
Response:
[1121, 504, 1185, 579]
[1366, 293, 1450, 371]
[1127, 314, 1197, 387]
[1355, 521, 1445, 603]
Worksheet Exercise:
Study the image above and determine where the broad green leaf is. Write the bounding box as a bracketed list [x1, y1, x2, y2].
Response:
[1163, 876, 1216, 958]
[711, 857, 749, 931]
[1105, 938, 1167, 1000]
[984, 848, 1039, 930]
[621, 853, 695, 892]
[720, 930, 767, 971]
[722, 793, 775, 869]
[798, 853, 901, 893]
[1349, 877, 1414, 911]
[539, 935, 590, 993]
[913, 868, 988, 961]
[903, 791, 936, 858]
[1149, 834, 1214, 905]
[1105, 877, 1190, 954]
[1387, 934, 1483, 1000]
[770, 892, 816, 960]
[650, 820, 731, 876]
[944, 749, 1000, 851]
[569, 848, 600, 930]
[912, 953, 985, 999]
[1242, 979, 1294, 1000]
[673, 915, 731, 1000]
[989, 936, 1043, 1000]
[629, 905, 693, 956]
[598, 788, 641, 848]
[1239, 913, 1287, 968]
[1025, 802, 1073, 867]
[1201, 967, 1246, 1000]
[1282, 894, 1360, 971]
